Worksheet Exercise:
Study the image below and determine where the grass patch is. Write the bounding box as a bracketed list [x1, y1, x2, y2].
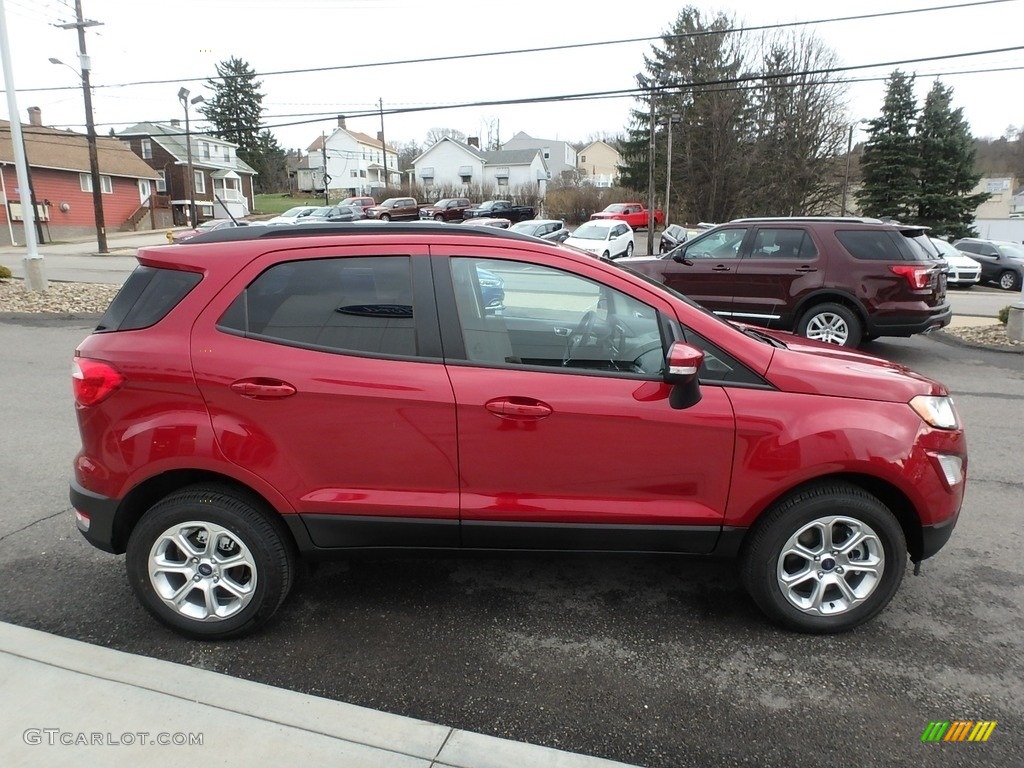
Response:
[253, 193, 325, 215]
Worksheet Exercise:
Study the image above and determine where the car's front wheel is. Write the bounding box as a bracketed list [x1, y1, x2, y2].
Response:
[998, 270, 1020, 290]
[379, 213, 391, 222]
[741, 483, 906, 633]
[126, 485, 295, 639]
[797, 302, 862, 347]
[434, 214, 444, 222]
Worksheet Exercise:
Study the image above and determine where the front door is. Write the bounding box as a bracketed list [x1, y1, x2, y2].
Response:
[658, 226, 750, 316]
[436, 250, 736, 554]
[138, 179, 151, 205]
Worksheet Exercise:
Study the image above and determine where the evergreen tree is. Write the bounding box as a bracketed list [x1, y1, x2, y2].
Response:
[914, 80, 988, 239]
[856, 71, 919, 221]
[199, 57, 287, 192]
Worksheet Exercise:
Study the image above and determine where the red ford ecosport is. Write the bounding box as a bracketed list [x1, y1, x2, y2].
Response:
[70, 223, 967, 638]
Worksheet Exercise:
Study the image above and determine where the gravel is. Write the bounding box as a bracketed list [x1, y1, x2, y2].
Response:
[1, 278, 1021, 351]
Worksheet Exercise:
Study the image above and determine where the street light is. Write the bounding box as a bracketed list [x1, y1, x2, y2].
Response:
[177, 87, 204, 227]
[49, 54, 106, 254]
[662, 111, 681, 225]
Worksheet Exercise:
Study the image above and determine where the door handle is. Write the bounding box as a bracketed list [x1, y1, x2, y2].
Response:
[711, 265, 732, 272]
[795, 266, 817, 273]
[485, 397, 553, 419]
[230, 379, 297, 398]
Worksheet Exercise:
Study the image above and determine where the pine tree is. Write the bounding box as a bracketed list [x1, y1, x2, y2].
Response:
[856, 71, 919, 221]
[199, 57, 282, 190]
[914, 81, 988, 239]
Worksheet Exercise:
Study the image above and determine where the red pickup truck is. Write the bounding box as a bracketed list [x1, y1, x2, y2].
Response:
[590, 203, 664, 230]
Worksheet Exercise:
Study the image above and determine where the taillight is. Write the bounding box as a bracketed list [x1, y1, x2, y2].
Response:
[72, 358, 125, 406]
[890, 264, 932, 290]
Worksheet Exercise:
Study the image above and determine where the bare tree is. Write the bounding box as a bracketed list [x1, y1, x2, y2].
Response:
[424, 127, 467, 146]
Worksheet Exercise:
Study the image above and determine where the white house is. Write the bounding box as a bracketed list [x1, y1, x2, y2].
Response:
[412, 137, 548, 197]
[501, 131, 576, 180]
[298, 116, 401, 197]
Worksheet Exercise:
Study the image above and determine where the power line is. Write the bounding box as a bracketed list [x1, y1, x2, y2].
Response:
[7, 0, 1016, 94]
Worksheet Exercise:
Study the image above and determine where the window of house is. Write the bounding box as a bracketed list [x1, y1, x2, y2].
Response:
[155, 170, 166, 192]
[497, 177, 508, 187]
[217, 257, 416, 357]
[200, 141, 210, 160]
[223, 147, 230, 162]
[351, 170, 358, 178]
[450, 257, 664, 376]
[79, 173, 112, 194]
[580, 155, 586, 163]
[460, 175, 472, 184]
[141, 139, 152, 160]
[543, 148, 550, 159]
[194, 170, 206, 194]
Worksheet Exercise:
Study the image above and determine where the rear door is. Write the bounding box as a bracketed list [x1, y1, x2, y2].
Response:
[191, 246, 460, 548]
[729, 226, 822, 326]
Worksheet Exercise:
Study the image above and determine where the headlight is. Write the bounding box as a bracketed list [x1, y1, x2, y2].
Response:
[909, 395, 959, 429]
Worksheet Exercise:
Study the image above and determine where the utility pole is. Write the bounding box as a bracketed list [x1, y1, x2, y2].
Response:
[56, 0, 107, 254]
[0, 0, 46, 290]
[321, 131, 329, 205]
[378, 98, 387, 190]
[646, 83, 656, 254]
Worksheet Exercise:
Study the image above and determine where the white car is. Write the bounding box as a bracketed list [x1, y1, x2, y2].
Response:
[264, 206, 320, 225]
[563, 220, 634, 259]
[929, 237, 981, 288]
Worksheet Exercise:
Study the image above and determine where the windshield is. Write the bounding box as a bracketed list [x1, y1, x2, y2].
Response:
[281, 207, 309, 217]
[478, 201, 497, 209]
[570, 223, 610, 240]
[603, 204, 627, 213]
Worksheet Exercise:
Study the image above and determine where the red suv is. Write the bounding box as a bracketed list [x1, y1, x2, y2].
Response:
[626, 217, 952, 347]
[70, 223, 967, 639]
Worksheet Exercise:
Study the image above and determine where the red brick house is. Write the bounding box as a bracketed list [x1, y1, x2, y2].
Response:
[0, 110, 161, 247]
[118, 122, 257, 225]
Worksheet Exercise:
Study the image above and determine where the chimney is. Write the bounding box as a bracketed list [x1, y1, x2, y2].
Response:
[377, 131, 384, 143]
[337, 115, 347, 129]
[27, 107, 42, 126]
[170, 119, 181, 127]
[468, 136, 479, 148]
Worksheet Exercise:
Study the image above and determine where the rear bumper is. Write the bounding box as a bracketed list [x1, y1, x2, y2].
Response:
[866, 303, 952, 337]
[69, 479, 122, 554]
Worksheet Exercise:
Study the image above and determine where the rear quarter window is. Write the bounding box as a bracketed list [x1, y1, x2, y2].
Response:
[834, 230, 923, 261]
[95, 266, 201, 332]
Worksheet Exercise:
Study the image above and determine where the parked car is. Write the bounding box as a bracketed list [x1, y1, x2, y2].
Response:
[463, 200, 535, 223]
[366, 197, 421, 221]
[509, 219, 570, 243]
[564, 219, 634, 259]
[338, 196, 376, 214]
[659, 223, 704, 254]
[463, 217, 512, 229]
[622, 217, 951, 348]
[419, 198, 473, 222]
[264, 206, 320, 226]
[303, 205, 366, 223]
[928, 237, 981, 288]
[172, 219, 249, 244]
[590, 203, 664, 230]
[951, 237, 1024, 290]
[70, 222, 967, 639]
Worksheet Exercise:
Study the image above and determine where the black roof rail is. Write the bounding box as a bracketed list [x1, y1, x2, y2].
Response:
[729, 216, 887, 224]
[180, 220, 543, 246]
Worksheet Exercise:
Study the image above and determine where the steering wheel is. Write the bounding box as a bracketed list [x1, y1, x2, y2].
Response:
[562, 310, 597, 365]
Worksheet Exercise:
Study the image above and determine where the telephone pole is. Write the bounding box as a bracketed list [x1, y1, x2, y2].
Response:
[56, 0, 107, 254]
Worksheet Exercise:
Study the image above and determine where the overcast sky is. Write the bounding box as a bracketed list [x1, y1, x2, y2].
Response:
[2, 0, 1021, 154]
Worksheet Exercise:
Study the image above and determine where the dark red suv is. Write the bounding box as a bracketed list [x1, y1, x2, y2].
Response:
[625, 217, 952, 347]
[70, 223, 967, 639]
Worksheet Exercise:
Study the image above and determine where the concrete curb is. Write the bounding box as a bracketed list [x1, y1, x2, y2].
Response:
[0, 622, 639, 768]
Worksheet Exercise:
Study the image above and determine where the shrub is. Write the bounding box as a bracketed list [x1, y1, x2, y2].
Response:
[0, 264, 12, 280]
[998, 306, 1010, 325]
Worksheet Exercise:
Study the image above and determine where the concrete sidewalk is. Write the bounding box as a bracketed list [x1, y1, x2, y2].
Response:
[0, 621, 638, 768]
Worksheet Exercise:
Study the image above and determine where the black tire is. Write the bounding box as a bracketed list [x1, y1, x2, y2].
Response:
[797, 302, 862, 347]
[126, 485, 296, 639]
[624, 242, 634, 258]
[434, 214, 444, 222]
[998, 270, 1020, 291]
[379, 213, 391, 222]
[740, 482, 906, 634]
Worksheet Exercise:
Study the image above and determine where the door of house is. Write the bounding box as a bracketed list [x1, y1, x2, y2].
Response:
[137, 179, 151, 205]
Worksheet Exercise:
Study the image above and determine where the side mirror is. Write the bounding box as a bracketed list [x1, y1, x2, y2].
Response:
[665, 342, 704, 409]
[671, 248, 693, 266]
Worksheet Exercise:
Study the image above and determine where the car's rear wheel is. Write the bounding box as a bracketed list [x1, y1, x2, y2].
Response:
[797, 302, 862, 347]
[998, 270, 1020, 290]
[740, 483, 906, 633]
[624, 242, 634, 258]
[126, 485, 295, 639]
